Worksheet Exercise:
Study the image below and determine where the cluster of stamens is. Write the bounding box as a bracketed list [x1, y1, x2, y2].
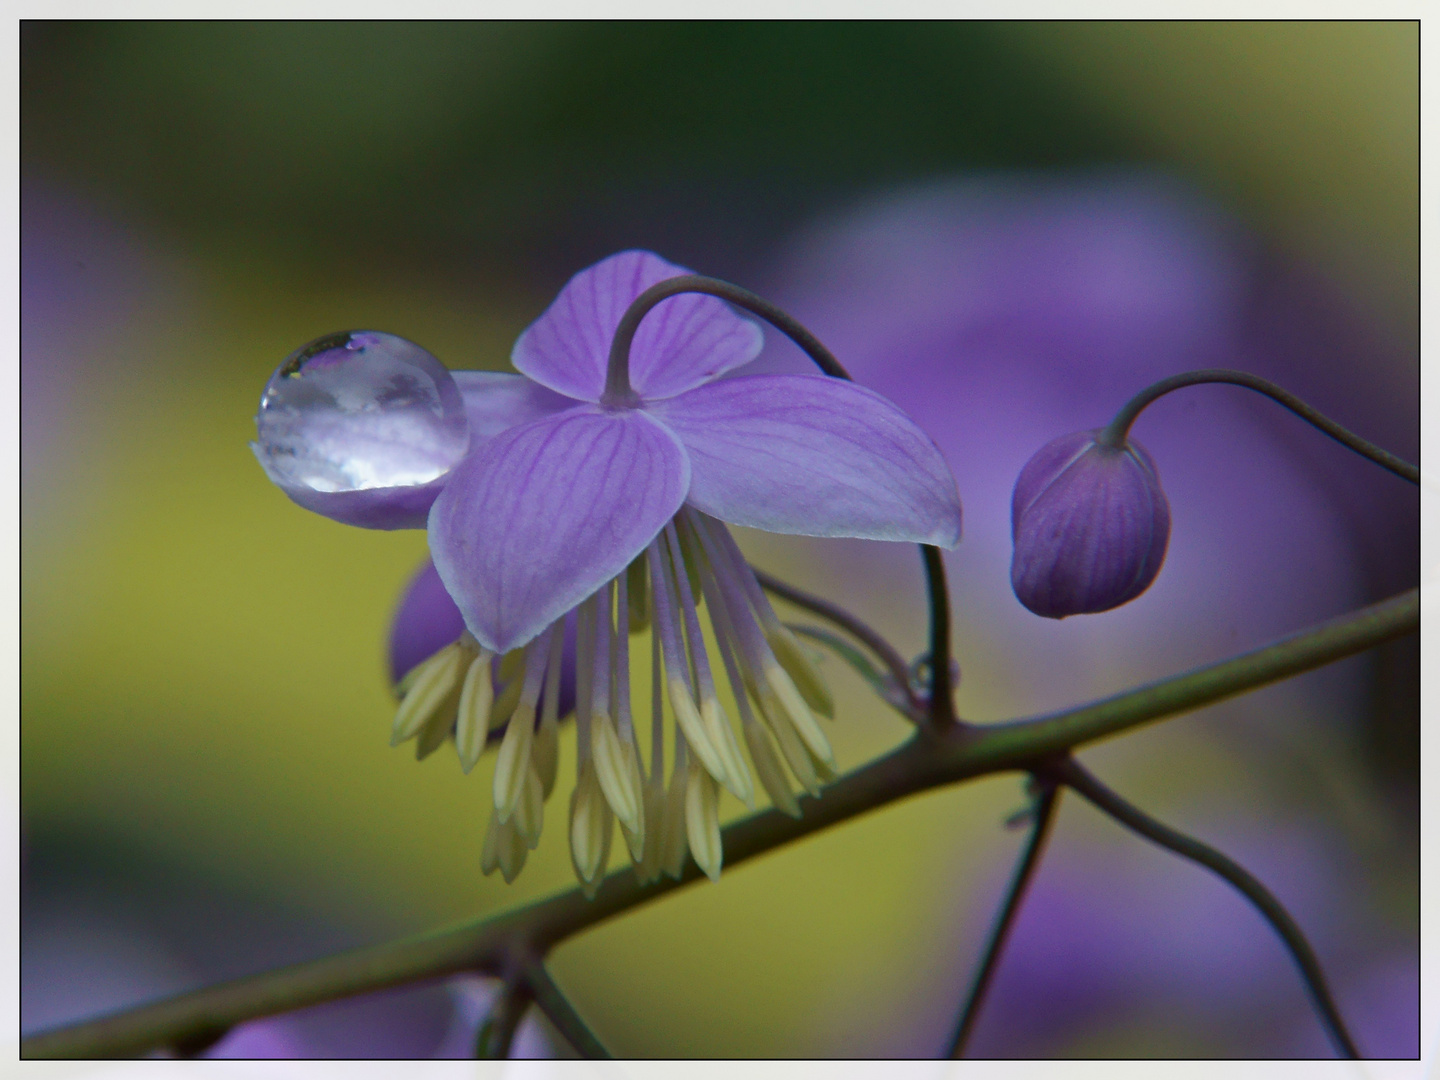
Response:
[390, 507, 835, 892]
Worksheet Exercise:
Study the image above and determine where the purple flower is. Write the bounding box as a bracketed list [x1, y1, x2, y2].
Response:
[1010, 430, 1171, 618]
[254, 249, 962, 889]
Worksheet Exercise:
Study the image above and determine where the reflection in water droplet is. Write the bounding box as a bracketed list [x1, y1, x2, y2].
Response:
[254, 331, 469, 493]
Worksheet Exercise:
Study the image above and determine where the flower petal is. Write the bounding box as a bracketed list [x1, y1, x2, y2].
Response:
[652, 375, 962, 547]
[428, 405, 691, 653]
[388, 558, 468, 684]
[454, 370, 574, 441]
[511, 250, 763, 403]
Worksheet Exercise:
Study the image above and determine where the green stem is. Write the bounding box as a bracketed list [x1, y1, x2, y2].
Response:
[21, 587, 1415, 1059]
[947, 778, 1061, 1058]
[1098, 368, 1419, 485]
[524, 961, 612, 1059]
[1052, 757, 1360, 1059]
[474, 973, 531, 1059]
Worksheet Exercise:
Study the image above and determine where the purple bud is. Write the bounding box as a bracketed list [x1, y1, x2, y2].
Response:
[1010, 429, 1170, 618]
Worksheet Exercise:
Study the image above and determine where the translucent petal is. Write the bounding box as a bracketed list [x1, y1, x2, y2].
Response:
[511, 250, 763, 403]
[429, 406, 690, 653]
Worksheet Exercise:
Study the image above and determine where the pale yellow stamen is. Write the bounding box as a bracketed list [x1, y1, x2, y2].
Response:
[513, 766, 545, 850]
[743, 721, 801, 818]
[492, 702, 536, 824]
[569, 761, 613, 893]
[454, 649, 496, 774]
[390, 642, 466, 746]
[764, 663, 836, 771]
[754, 682, 822, 796]
[668, 677, 729, 790]
[481, 811, 529, 884]
[591, 711, 644, 837]
[486, 669, 525, 734]
[532, 714, 559, 800]
[685, 760, 723, 882]
[766, 626, 834, 719]
[701, 696, 755, 809]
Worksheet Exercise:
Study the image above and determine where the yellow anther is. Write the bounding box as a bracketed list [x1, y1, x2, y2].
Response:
[390, 641, 465, 746]
[668, 678, 729, 790]
[767, 627, 834, 719]
[569, 762, 613, 893]
[701, 696, 754, 808]
[764, 664, 836, 772]
[454, 650, 496, 774]
[685, 761, 723, 882]
[492, 703, 535, 824]
[743, 721, 800, 818]
[591, 712, 644, 836]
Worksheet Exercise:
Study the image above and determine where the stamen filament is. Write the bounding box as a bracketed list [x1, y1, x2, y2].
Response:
[664, 522, 754, 806]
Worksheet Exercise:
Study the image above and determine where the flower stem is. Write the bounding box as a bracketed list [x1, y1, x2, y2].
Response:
[947, 777, 1061, 1058]
[921, 544, 957, 726]
[474, 973, 531, 1059]
[20, 587, 1414, 1059]
[524, 960, 612, 1059]
[1097, 368, 1419, 484]
[603, 274, 851, 403]
[1049, 756, 1360, 1059]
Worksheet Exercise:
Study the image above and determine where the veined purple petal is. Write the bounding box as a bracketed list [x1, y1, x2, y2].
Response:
[454, 370, 574, 442]
[428, 406, 691, 653]
[511, 250, 763, 403]
[651, 374, 962, 547]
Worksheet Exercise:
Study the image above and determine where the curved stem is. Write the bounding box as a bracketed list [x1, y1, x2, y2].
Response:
[948, 778, 1061, 1058]
[1098, 368, 1419, 485]
[1050, 756, 1360, 1059]
[604, 275, 851, 403]
[524, 961, 612, 1059]
[753, 567, 923, 718]
[21, 587, 1414, 1059]
[921, 545, 957, 726]
[474, 973, 531, 1059]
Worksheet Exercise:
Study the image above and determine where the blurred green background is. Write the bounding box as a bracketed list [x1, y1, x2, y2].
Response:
[21, 22, 1418, 1057]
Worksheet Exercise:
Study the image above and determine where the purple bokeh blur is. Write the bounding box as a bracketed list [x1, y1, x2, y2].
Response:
[752, 173, 1416, 1057]
[757, 173, 1415, 714]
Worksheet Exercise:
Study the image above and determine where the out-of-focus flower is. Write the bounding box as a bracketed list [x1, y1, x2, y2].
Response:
[253, 249, 962, 890]
[1010, 430, 1170, 618]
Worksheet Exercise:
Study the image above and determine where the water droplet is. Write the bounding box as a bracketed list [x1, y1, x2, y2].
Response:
[255, 331, 468, 493]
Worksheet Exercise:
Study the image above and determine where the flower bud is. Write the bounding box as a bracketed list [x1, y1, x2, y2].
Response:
[1010, 429, 1170, 618]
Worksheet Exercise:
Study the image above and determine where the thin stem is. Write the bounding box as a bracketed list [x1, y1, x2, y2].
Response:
[1098, 368, 1419, 485]
[473, 973, 531, 1059]
[604, 274, 851, 403]
[753, 567, 923, 717]
[1050, 756, 1360, 1059]
[524, 960, 613, 1059]
[948, 778, 1061, 1058]
[21, 587, 1414, 1059]
[921, 545, 957, 726]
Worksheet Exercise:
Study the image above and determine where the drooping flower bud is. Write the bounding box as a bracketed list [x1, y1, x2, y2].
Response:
[1010, 429, 1170, 618]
